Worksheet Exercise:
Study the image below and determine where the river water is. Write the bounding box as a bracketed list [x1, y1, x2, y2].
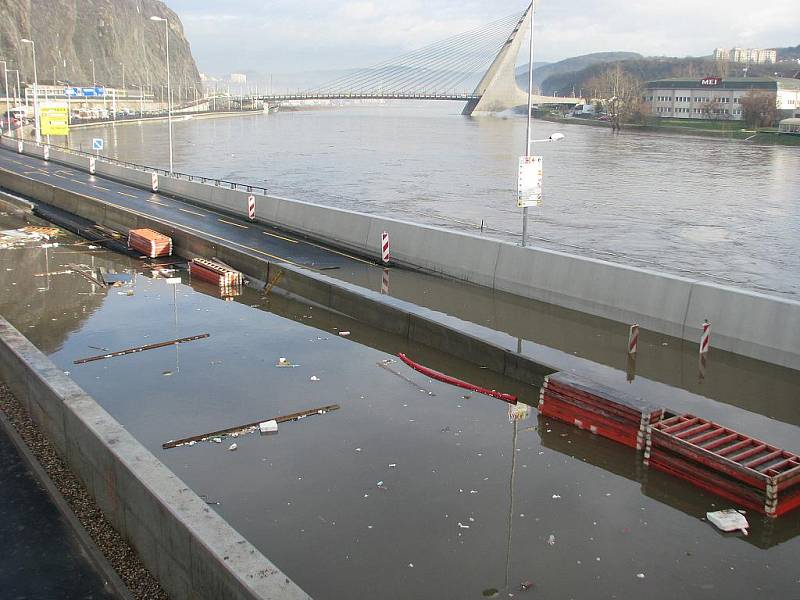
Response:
[67, 102, 800, 298]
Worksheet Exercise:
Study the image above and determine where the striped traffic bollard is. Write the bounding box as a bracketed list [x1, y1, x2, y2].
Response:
[628, 323, 639, 355]
[247, 194, 256, 220]
[700, 320, 711, 354]
[89, 156, 96, 175]
[17, 140, 23, 153]
[381, 231, 390, 265]
[43, 145, 49, 161]
[151, 172, 159, 192]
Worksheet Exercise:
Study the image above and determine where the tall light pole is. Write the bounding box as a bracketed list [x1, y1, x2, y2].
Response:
[90, 57, 96, 86]
[121, 62, 125, 91]
[519, 3, 563, 247]
[21, 39, 40, 144]
[0, 60, 9, 131]
[150, 15, 173, 173]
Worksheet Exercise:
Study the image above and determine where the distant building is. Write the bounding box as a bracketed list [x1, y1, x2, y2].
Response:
[230, 73, 247, 84]
[779, 117, 800, 134]
[713, 47, 777, 64]
[644, 77, 800, 121]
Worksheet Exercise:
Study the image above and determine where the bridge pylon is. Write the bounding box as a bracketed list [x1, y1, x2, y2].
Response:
[463, 4, 532, 116]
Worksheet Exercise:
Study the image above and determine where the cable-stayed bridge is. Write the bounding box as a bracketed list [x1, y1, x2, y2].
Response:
[255, 4, 580, 115]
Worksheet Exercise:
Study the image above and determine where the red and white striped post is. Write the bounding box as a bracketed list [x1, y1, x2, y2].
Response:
[89, 156, 96, 175]
[151, 172, 159, 192]
[247, 194, 256, 220]
[381, 231, 390, 265]
[628, 323, 639, 355]
[699, 320, 711, 354]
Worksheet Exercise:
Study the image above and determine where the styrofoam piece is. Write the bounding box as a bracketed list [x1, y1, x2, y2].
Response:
[707, 509, 749, 535]
[259, 420, 278, 434]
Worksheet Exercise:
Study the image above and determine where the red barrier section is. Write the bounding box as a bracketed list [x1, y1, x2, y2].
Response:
[538, 372, 663, 450]
[396, 353, 517, 404]
[647, 414, 800, 517]
[128, 228, 172, 258]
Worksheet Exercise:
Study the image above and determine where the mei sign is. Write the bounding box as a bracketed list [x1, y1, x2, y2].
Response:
[700, 77, 722, 87]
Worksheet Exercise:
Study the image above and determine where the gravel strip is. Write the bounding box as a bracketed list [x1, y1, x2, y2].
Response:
[0, 382, 169, 600]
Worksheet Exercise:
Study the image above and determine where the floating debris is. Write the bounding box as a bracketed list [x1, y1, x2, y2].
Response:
[707, 509, 749, 535]
[228, 443, 238, 451]
[163, 404, 340, 449]
[73, 334, 210, 364]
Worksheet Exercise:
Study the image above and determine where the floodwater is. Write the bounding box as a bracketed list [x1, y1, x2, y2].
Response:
[2, 202, 799, 599]
[67, 103, 800, 298]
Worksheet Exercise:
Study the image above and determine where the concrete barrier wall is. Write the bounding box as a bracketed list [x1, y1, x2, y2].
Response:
[0, 316, 310, 600]
[4, 139, 799, 370]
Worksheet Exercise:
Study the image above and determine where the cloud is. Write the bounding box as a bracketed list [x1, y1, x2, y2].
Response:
[165, 0, 798, 75]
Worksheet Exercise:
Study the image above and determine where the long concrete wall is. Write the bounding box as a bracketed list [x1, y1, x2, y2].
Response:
[0, 315, 309, 600]
[3, 136, 798, 370]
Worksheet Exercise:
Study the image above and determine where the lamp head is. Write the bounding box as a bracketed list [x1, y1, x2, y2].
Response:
[549, 133, 565, 141]
[21, 38, 32, 44]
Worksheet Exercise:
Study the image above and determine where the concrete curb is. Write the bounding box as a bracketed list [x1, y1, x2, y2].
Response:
[0, 317, 311, 600]
[2, 135, 796, 370]
[0, 408, 135, 600]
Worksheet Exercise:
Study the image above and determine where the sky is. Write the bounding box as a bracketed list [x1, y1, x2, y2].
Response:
[166, 0, 798, 77]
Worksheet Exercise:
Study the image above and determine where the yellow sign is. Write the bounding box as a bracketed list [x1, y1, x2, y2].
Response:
[40, 103, 69, 136]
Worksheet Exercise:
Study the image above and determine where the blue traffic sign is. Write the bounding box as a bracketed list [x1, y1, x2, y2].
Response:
[81, 87, 106, 98]
[92, 138, 104, 151]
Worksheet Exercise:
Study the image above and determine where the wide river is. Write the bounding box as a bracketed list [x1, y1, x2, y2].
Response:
[68, 102, 800, 297]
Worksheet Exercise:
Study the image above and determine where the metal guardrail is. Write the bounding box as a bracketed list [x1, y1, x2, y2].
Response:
[5, 133, 269, 196]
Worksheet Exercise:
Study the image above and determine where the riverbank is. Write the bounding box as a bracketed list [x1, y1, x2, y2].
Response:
[538, 112, 800, 145]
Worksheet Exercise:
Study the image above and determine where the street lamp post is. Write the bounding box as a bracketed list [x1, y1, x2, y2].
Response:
[121, 62, 125, 91]
[150, 15, 173, 173]
[519, 3, 563, 247]
[0, 60, 9, 133]
[90, 57, 95, 86]
[21, 39, 40, 144]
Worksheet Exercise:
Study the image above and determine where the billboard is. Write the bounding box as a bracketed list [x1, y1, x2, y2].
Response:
[40, 103, 69, 136]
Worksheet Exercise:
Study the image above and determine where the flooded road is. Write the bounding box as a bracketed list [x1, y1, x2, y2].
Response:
[67, 104, 800, 298]
[2, 201, 799, 599]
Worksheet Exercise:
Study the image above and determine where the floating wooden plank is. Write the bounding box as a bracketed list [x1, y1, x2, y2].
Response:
[162, 404, 340, 449]
[73, 334, 210, 364]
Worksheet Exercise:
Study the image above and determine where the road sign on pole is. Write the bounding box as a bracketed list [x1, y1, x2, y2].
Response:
[92, 138, 104, 151]
[40, 103, 69, 136]
[517, 155, 543, 208]
[247, 194, 256, 220]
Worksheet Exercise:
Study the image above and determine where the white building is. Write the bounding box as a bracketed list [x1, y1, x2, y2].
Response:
[230, 73, 247, 84]
[713, 47, 777, 64]
[644, 77, 800, 121]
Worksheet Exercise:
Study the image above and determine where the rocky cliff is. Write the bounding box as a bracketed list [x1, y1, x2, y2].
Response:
[0, 0, 201, 99]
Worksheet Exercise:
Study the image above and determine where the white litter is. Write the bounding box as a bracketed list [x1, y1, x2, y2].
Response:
[212, 437, 222, 443]
[259, 420, 278, 434]
[546, 534, 555, 546]
[458, 522, 470, 529]
[310, 376, 320, 381]
[636, 573, 645, 579]
[707, 509, 749, 535]
[228, 443, 238, 451]
[338, 331, 351, 336]
[552, 494, 561, 499]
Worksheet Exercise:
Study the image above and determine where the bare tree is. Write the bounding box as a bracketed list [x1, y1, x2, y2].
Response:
[584, 64, 644, 131]
[740, 91, 778, 128]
